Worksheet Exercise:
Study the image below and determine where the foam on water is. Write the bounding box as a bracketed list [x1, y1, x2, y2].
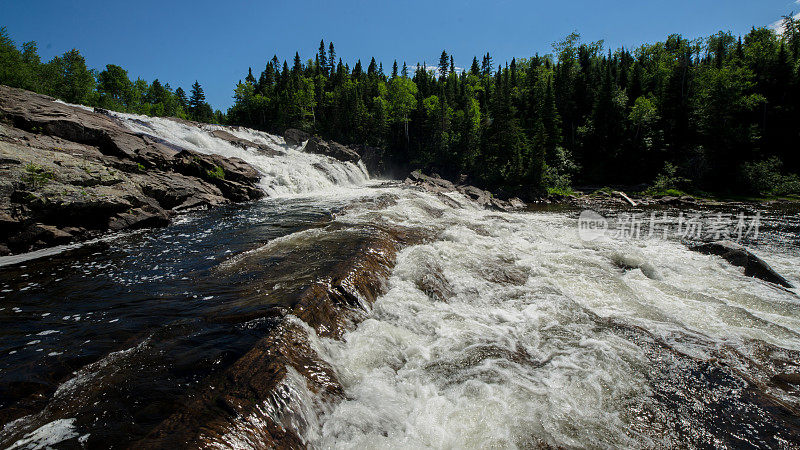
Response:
[303, 189, 800, 448]
[110, 112, 370, 197]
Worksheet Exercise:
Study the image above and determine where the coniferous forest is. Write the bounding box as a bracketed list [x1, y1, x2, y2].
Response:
[3, 18, 800, 199]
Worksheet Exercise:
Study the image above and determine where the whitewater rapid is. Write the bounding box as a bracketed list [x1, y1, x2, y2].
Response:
[4, 104, 799, 448]
[296, 189, 800, 448]
[110, 111, 371, 197]
[112, 113, 800, 448]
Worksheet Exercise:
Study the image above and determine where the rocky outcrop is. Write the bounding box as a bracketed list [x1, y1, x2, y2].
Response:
[283, 128, 311, 147]
[0, 85, 264, 255]
[134, 223, 424, 448]
[302, 136, 362, 164]
[209, 129, 280, 157]
[690, 240, 795, 288]
[404, 170, 527, 212]
[351, 144, 387, 176]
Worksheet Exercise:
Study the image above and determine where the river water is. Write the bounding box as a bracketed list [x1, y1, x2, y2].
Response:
[1, 110, 799, 449]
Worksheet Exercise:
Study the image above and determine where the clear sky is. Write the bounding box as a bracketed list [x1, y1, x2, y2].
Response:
[1, 0, 797, 110]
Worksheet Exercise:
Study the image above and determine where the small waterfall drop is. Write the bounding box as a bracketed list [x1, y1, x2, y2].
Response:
[111, 112, 371, 197]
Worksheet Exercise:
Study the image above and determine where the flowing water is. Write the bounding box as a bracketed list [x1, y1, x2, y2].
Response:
[1, 108, 800, 449]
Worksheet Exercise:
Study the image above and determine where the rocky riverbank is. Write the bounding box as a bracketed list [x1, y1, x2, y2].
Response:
[0, 85, 264, 255]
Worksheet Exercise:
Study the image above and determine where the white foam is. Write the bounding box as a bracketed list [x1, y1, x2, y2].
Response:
[110, 112, 371, 197]
[305, 189, 800, 448]
[8, 418, 79, 450]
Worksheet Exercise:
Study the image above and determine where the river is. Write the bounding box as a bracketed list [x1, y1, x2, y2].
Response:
[1, 112, 799, 449]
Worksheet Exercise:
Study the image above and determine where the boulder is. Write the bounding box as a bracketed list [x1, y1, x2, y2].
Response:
[283, 128, 311, 147]
[690, 240, 795, 288]
[302, 137, 361, 164]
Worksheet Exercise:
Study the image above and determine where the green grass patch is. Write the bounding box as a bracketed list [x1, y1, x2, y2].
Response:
[547, 186, 576, 197]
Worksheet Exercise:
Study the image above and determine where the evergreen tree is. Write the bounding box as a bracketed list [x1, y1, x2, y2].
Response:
[438, 50, 449, 78]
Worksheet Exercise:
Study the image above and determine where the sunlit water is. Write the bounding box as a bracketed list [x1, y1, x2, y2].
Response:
[2, 104, 800, 448]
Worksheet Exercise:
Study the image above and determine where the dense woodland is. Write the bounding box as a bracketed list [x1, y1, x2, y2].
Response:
[2, 19, 800, 198]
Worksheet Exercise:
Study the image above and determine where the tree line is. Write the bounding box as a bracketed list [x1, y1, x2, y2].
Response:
[0, 27, 221, 123]
[228, 19, 800, 198]
[3, 19, 800, 198]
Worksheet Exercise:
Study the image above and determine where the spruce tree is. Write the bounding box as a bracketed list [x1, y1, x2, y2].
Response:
[328, 42, 336, 73]
[438, 50, 449, 78]
[392, 60, 398, 78]
[189, 81, 205, 110]
[175, 87, 188, 109]
[318, 39, 327, 73]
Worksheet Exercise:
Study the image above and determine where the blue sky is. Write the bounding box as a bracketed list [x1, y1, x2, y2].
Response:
[2, 0, 797, 110]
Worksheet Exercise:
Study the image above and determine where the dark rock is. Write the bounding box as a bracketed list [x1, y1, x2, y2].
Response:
[773, 372, 800, 386]
[303, 137, 361, 164]
[351, 144, 386, 175]
[0, 85, 264, 255]
[283, 128, 311, 147]
[210, 129, 280, 157]
[108, 206, 170, 231]
[690, 240, 795, 288]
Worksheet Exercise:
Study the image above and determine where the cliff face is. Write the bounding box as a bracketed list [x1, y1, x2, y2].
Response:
[0, 85, 264, 255]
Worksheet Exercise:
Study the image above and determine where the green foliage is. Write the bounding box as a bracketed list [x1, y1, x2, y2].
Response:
[647, 162, 691, 195]
[741, 157, 800, 196]
[0, 28, 213, 123]
[6, 22, 800, 198]
[223, 23, 800, 198]
[205, 165, 225, 180]
[21, 163, 53, 189]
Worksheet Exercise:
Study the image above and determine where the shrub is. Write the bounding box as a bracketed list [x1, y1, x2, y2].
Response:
[21, 163, 53, 189]
[741, 157, 800, 196]
[205, 165, 225, 180]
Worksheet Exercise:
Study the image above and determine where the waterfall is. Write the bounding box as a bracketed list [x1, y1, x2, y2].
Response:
[110, 112, 371, 197]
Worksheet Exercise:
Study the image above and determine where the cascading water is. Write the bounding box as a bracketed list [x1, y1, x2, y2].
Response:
[112, 111, 372, 197]
[1, 106, 799, 449]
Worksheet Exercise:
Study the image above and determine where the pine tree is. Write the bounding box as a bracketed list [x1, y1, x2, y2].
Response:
[245, 67, 256, 85]
[318, 39, 327, 74]
[328, 42, 336, 73]
[392, 60, 398, 78]
[449, 55, 455, 76]
[438, 50, 449, 78]
[175, 87, 188, 109]
[189, 81, 205, 110]
[402, 61, 408, 78]
[293, 52, 302, 74]
[368, 57, 377, 75]
[470, 57, 480, 75]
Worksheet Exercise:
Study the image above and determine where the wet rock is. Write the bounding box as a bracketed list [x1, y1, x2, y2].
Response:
[404, 170, 527, 212]
[690, 240, 795, 288]
[210, 129, 281, 157]
[135, 224, 424, 448]
[283, 128, 311, 147]
[350, 144, 386, 176]
[0, 85, 264, 254]
[773, 372, 800, 386]
[302, 137, 361, 164]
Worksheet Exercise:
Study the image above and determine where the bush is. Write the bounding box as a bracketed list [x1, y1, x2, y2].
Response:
[741, 157, 800, 196]
[651, 162, 691, 192]
[21, 163, 53, 189]
[205, 165, 225, 180]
